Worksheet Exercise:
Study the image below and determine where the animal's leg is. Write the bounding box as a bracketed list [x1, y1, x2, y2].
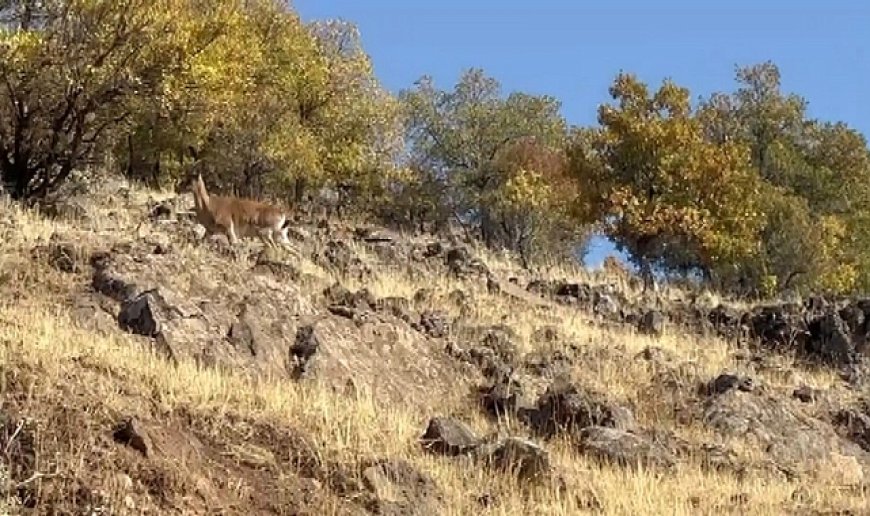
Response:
[227, 222, 239, 246]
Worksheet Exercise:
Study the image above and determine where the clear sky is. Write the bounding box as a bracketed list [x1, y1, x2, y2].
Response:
[293, 0, 870, 267]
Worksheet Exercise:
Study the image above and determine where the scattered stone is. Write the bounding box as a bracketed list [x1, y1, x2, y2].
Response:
[32, 239, 88, 273]
[480, 374, 526, 417]
[577, 426, 676, 469]
[227, 319, 255, 355]
[316, 240, 371, 280]
[360, 459, 442, 516]
[112, 418, 153, 457]
[446, 247, 470, 275]
[486, 275, 500, 295]
[423, 242, 444, 259]
[148, 200, 174, 220]
[636, 346, 677, 363]
[291, 325, 321, 370]
[92, 260, 139, 302]
[833, 408, 870, 452]
[531, 325, 561, 345]
[793, 385, 819, 403]
[477, 437, 551, 481]
[420, 417, 479, 457]
[523, 350, 572, 377]
[118, 290, 166, 337]
[705, 373, 755, 396]
[252, 252, 301, 281]
[638, 310, 665, 336]
[375, 297, 419, 325]
[413, 288, 434, 305]
[416, 311, 450, 338]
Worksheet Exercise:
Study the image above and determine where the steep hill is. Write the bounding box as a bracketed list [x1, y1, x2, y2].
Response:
[1, 175, 869, 515]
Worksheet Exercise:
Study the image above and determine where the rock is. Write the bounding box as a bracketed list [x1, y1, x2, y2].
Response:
[112, 418, 153, 457]
[529, 382, 636, 437]
[290, 325, 321, 375]
[638, 310, 665, 336]
[593, 292, 620, 318]
[747, 305, 810, 351]
[323, 284, 375, 315]
[793, 385, 819, 403]
[526, 279, 558, 297]
[375, 297, 419, 325]
[477, 437, 551, 481]
[416, 311, 450, 338]
[420, 417, 479, 456]
[807, 312, 856, 365]
[523, 350, 572, 377]
[446, 247, 470, 275]
[486, 275, 500, 295]
[227, 319, 256, 355]
[252, 252, 301, 281]
[479, 326, 517, 363]
[636, 346, 677, 364]
[118, 290, 166, 337]
[703, 389, 869, 478]
[92, 259, 139, 302]
[480, 374, 526, 417]
[422, 242, 444, 259]
[453, 325, 518, 377]
[32, 239, 88, 273]
[577, 426, 676, 469]
[413, 288, 433, 305]
[705, 373, 755, 396]
[834, 408, 870, 452]
[531, 325, 562, 345]
[148, 200, 174, 220]
[316, 240, 371, 280]
[360, 459, 442, 515]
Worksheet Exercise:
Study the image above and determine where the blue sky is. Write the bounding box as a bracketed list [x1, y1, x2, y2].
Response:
[293, 0, 870, 267]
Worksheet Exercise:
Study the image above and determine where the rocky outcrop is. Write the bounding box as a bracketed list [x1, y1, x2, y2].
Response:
[84, 241, 477, 408]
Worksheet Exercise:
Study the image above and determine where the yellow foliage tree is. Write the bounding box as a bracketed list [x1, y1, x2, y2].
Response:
[569, 73, 764, 285]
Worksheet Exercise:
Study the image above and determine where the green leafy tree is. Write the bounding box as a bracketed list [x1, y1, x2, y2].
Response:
[400, 68, 576, 260]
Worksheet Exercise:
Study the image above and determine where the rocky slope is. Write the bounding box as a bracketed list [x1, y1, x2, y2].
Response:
[1, 175, 870, 514]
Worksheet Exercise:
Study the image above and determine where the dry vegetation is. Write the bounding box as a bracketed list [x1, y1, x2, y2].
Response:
[0, 179, 868, 515]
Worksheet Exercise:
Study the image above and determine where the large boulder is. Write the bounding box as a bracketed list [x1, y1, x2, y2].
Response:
[527, 381, 636, 438]
[702, 388, 870, 481]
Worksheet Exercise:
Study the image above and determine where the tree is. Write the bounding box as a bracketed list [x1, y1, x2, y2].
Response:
[568, 73, 763, 287]
[0, 0, 189, 199]
[400, 68, 577, 261]
[698, 62, 870, 294]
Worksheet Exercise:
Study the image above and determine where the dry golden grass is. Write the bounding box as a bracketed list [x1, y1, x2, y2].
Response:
[0, 189, 866, 514]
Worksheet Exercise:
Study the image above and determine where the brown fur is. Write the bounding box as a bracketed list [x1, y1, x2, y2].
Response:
[191, 174, 291, 249]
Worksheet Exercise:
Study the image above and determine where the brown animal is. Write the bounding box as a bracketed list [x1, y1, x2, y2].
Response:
[190, 174, 292, 249]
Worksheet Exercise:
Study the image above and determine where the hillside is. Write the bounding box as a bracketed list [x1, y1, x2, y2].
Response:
[1, 174, 869, 515]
